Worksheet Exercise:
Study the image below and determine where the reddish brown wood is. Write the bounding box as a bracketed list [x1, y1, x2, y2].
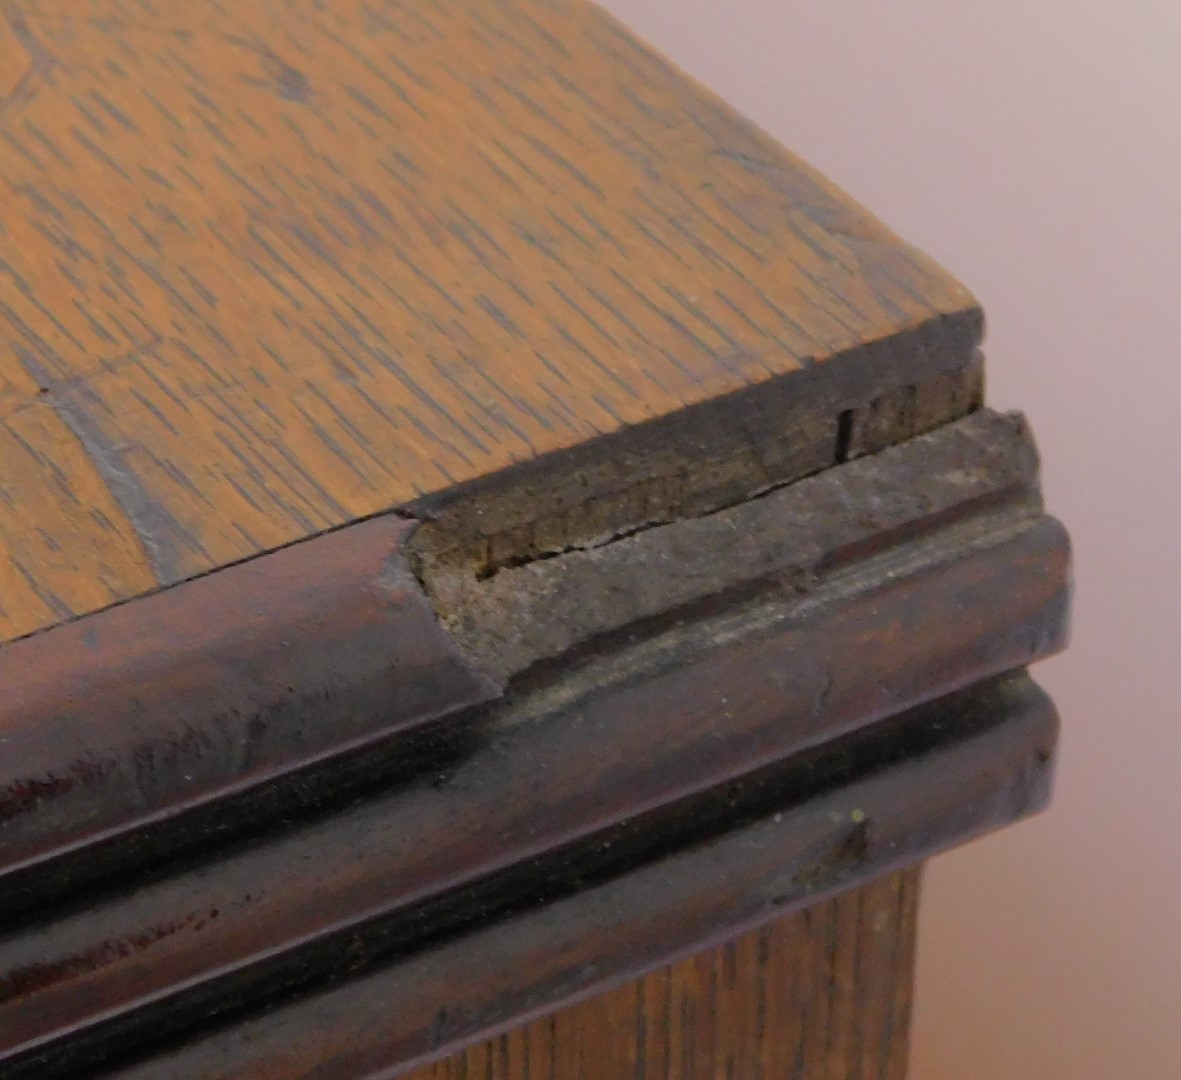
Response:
[92, 673, 1056, 1080]
[0, 515, 498, 913]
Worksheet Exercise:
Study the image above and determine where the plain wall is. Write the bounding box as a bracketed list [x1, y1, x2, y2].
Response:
[600, 2, 1181, 1077]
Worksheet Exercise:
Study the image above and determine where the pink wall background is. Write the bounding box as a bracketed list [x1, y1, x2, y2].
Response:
[601, 2, 1181, 1077]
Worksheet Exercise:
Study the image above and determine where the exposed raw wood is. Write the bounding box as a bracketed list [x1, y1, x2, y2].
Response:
[415, 407, 1038, 680]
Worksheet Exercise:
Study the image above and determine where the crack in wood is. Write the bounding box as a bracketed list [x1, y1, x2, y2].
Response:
[413, 408, 1040, 684]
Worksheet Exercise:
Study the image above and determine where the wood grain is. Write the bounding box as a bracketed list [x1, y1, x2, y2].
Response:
[409, 868, 920, 1080]
[0, 0, 979, 644]
[0, 9, 1066, 1077]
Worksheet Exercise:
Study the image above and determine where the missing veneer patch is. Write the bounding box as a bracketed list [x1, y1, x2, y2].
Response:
[408, 408, 1036, 686]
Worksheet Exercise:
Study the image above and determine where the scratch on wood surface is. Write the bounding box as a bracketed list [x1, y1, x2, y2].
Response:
[10, 343, 197, 584]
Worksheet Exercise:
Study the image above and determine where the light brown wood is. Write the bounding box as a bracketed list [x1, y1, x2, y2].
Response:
[0, 0, 977, 644]
[407, 869, 921, 1080]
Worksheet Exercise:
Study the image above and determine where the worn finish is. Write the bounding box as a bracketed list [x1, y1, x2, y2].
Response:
[410, 868, 920, 1080]
[94, 673, 1057, 1080]
[402, 349, 984, 585]
[0, 0, 982, 644]
[417, 408, 1042, 679]
[0, 515, 498, 907]
[0, 502, 1069, 1076]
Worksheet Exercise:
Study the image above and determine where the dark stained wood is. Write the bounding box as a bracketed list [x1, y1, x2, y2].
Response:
[0, 417, 1069, 1076]
[0, 515, 498, 913]
[0, 0, 982, 645]
[91, 673, 1056, 1080]
[409, 868, 920, 1080]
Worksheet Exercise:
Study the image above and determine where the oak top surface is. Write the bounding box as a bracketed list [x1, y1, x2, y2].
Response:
[0, 0, 975, 645]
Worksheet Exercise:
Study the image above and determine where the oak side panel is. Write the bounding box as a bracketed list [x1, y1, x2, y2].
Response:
[0, 0, 978, 643]
[409, 869, 920, 1080]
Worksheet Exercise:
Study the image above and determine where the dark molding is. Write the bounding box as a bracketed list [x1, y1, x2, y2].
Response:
[0, 410, 1070, 1079]
[1, 408, 1042, 916]
[0, 516, 500, 910]
[0, 509, 1068, 1075]
[95, 672, 1058, 1080]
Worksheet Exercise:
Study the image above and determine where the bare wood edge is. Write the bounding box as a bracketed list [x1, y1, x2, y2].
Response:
[0, 340, 986, 911]
[93, 671, 1058, 1080]
[420, 407, 1037, 682]
[402, 315, 984, 580]
[0, 499, 1069, 1075]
